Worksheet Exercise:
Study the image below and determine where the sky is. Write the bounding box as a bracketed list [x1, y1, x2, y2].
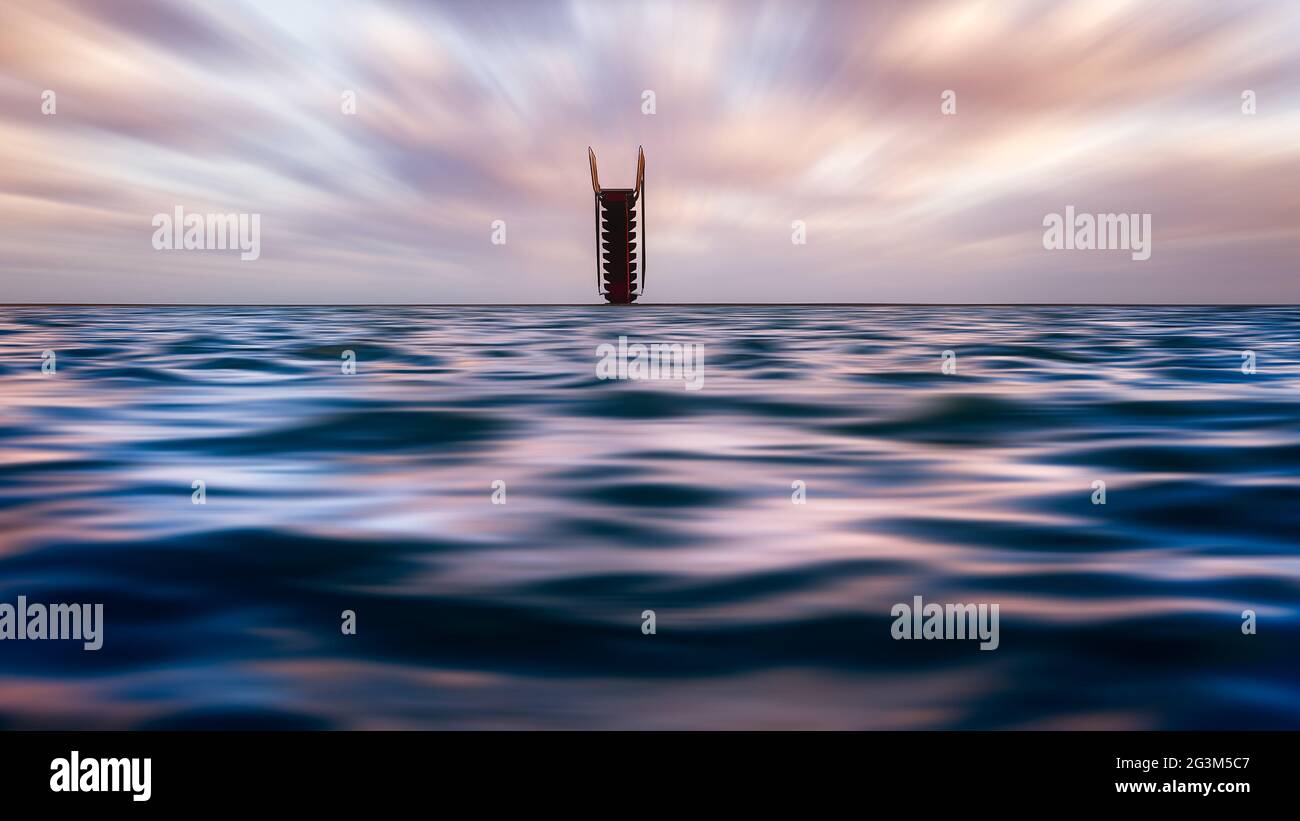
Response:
[0, 0, 1298, 303]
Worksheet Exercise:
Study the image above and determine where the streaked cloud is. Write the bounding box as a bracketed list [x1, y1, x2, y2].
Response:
[1, 0, 1297, 302]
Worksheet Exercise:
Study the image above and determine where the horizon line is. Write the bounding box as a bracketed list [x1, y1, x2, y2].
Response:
[2, 302, 1297, 308]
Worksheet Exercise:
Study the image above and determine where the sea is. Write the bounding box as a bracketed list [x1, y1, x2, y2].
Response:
[0, 305, 1297, 729]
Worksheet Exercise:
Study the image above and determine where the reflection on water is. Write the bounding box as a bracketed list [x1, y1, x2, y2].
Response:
[0, 305, 1297, 729]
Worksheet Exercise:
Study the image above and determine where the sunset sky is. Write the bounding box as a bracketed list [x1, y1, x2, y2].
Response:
[1, 0, 1297, 303]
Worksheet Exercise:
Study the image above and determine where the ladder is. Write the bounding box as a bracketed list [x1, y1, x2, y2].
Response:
[588, 146, 645, 304]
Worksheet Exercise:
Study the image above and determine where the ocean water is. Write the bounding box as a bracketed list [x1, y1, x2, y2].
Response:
[0, 305, 1297, 730]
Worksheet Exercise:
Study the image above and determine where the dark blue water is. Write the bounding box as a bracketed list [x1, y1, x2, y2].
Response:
[0, 306, 1297, 729]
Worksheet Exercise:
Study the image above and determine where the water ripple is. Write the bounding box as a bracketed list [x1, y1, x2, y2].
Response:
[0, 306, 1297, 729]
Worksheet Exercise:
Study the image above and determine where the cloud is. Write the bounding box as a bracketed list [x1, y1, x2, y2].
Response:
[0, 0, 1297, 303]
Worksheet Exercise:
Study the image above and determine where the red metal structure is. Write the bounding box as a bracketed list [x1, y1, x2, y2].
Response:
[589, 146, 645, 304]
